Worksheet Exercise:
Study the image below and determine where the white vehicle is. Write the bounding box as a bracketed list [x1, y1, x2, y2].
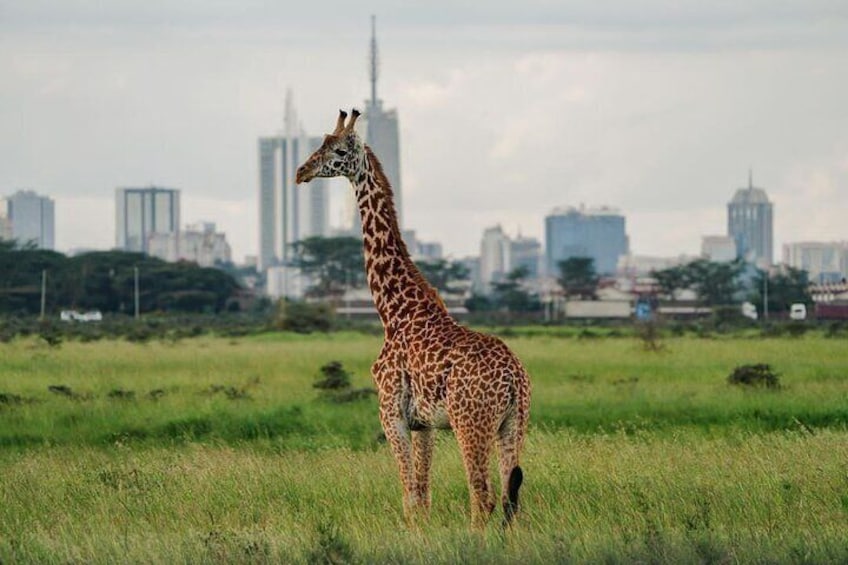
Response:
[789, 303, 807, 321]
[59, 310, 103, 323]
[741, 301, 758, 320]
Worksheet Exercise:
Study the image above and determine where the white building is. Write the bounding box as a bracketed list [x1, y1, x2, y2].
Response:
[266, 265, 308, 300]
[783, 241, 848, 283]
[479, 225, 512, 293]
[616, 254, 697, 277]
[402, 230, 443, 262]
[147, 222, 232, 267]
[0, 206, 11, 241]
[1, 190, 55, 249]
[701, 235, 737, 262]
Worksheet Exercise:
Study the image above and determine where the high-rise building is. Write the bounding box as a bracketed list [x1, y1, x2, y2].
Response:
[701, 235, 737, 262]
[115, 186, 180, 253]
[2, 190, 55, 249]
[783, 241, 848, 283]
[258, 91, 330, 271]
[479, 225, 512, 293]
[0, 211, 10, 241]
[401, 229, 443, 262]
[545, 206, 629, 276]
[510, 235, 542, 279]
[355, 16, 402, 232]
[727, 172, 773, 268]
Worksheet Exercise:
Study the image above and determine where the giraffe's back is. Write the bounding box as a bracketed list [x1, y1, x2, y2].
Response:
[401, 318, 529, 432]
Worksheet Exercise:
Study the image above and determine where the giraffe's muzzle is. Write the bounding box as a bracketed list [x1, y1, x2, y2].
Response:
[295, 164, 314, 184]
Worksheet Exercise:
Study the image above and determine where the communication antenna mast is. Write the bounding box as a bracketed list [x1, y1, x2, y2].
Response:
[369, 15, 379, 110]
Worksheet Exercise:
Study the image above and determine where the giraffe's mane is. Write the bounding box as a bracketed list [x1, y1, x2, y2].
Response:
[363, 144, 447, 311]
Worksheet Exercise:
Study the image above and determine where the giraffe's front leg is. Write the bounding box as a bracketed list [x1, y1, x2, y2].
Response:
[377, 395, 417, 520]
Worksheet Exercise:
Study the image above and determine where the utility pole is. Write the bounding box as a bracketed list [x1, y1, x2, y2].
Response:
[134, 266, 140, 320]
[763, 269, 769, 321]
[40, 269, 47, 321]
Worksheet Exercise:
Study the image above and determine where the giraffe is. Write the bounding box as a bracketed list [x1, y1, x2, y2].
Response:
[296, 109, 531, 528]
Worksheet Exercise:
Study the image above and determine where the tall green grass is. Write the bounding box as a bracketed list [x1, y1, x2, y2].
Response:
[1, 332, 847, 562]
[1, 333, 846, 448]
[1, 431, 846, 563]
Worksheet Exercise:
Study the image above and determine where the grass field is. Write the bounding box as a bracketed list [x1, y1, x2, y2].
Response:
[1, 330, 847, 563]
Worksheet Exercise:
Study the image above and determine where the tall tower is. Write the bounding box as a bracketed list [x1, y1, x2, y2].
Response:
[355, 16, 403, 232]
[727, 171, 773, 268]
[258, 90, 330, 271]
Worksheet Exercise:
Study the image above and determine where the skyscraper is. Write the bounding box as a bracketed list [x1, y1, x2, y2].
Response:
[356, 16, 402, 232]
[479, 225, 512, 293]
[258, 91, 330, 270]
[727, 172, 773, 268]
[2, 190, 55, 249]
[510, 235, 542, 279]
[545, 206, 629, 276]
[115, 186, 180, 253]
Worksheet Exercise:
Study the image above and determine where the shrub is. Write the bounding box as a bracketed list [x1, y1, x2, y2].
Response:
[276, 300, 334, 333]
[314, 361, 375, 403]
[727, 364, 781, 389]
[314, 361, 352, 391]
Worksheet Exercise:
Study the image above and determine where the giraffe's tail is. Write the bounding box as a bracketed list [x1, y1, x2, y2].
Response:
[503, 368, 529, 528]
[503, 465, 523, 526]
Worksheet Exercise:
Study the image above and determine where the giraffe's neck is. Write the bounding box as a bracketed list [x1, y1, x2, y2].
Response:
[353, 146, 444, 329]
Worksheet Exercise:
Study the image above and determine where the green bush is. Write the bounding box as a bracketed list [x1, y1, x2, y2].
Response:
[275, 300, 334, 333]
[727, 364, 781, 389]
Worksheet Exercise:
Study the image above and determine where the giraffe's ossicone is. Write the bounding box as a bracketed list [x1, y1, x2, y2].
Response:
[297, 109, 531, 528]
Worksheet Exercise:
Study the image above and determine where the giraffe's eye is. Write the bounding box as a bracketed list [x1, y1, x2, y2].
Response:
[334, 149, 348, 157]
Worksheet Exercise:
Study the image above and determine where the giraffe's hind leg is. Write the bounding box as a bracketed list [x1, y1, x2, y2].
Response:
[412, 428, 434, 514]
[453, 421, 496, 528]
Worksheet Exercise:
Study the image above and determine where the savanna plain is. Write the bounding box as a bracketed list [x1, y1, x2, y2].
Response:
[1, 327, 847, 564]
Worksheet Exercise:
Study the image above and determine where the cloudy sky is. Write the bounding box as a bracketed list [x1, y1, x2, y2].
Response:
[2, 1, 847, 262]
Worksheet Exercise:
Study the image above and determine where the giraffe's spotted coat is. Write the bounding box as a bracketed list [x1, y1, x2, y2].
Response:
[296, 110, 531, 527]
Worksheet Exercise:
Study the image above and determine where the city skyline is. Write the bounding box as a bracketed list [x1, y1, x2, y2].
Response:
[2, 3, 847, 262]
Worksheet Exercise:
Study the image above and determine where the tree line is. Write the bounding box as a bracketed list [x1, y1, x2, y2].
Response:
[292, 237, 812, 316]
[0, 240, 240, 316]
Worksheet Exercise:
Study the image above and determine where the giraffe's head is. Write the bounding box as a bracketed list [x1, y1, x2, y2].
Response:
[296, 109, 364, 184]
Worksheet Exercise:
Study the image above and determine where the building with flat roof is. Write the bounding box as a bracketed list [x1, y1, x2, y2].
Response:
[701, 235, 737, 262]
[148, 222, 232, 267]
[115, 186, 180, 253]
[2, 190, 54, 249]
[783, 241, 848, 283]
[545, 205, 629, 276]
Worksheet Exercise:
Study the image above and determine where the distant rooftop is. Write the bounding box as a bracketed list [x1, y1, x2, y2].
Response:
[730, 170, 771, 205]
[548, 204, 622, 217]
[730, 186, 770, 205]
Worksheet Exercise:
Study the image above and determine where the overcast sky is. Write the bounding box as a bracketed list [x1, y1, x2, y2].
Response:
[2, 1, 847, 262]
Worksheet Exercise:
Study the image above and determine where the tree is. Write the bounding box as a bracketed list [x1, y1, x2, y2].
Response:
[685, 258, 744, 306]
[0, 246, 241, 315]
[415, 259, 469, 293]
[557, 257, 598, 299]
[291, 236, 365, 299]
[491, 266, 541, 313]
[750, 266, 811, 315]
[651, 265, 689, 301]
